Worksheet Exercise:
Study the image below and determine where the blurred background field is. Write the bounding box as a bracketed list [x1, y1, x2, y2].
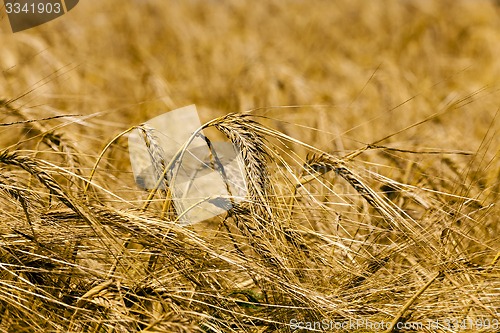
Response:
[1, 0, 499, 146]
[0, 0, 499, 332]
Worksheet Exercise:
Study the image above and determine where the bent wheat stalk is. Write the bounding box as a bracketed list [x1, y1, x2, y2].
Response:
[0, 150, 77, 211]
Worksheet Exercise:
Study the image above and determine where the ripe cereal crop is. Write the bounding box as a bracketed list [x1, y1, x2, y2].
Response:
[0, 1, 499, 332]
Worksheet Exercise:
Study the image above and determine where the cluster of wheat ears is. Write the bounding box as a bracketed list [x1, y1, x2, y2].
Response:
[0, 96, 498, 332]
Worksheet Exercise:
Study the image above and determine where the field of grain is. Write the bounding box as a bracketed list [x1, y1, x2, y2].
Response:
[0, 1, 499, 332]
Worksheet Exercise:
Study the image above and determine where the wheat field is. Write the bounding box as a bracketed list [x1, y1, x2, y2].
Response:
[0, 0, 499, 332]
